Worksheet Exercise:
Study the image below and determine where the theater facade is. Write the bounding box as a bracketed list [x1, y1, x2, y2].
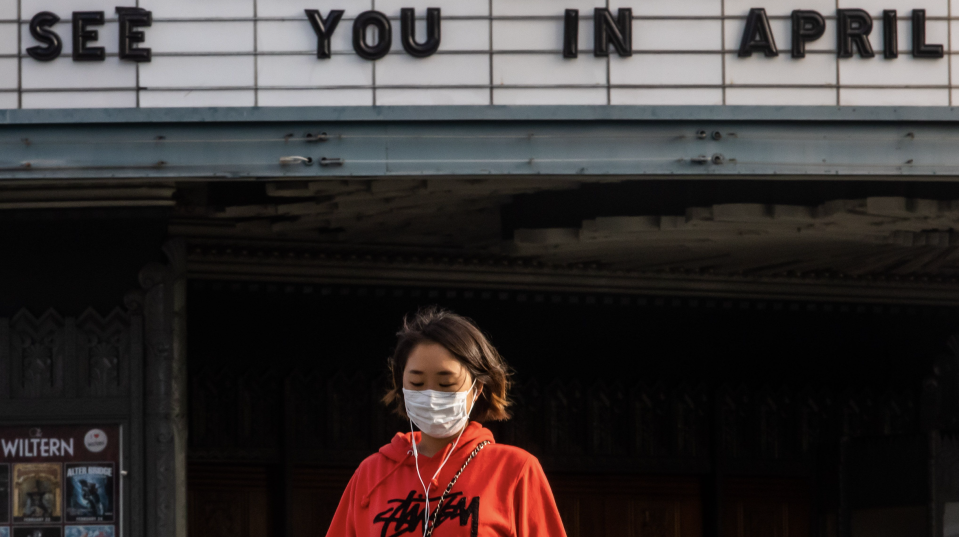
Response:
[1, 1, 959, 536]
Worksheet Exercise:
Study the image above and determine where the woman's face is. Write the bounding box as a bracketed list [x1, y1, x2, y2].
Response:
[403, 342, 475, 394]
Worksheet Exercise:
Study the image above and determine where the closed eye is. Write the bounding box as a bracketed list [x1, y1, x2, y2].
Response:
[410, 382, 424, 387]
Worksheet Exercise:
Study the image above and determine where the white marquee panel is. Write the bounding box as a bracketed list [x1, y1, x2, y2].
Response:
[0, 0, 954, 108]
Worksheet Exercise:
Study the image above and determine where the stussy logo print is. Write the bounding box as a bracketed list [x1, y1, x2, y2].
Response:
[373, 490, 480, 537]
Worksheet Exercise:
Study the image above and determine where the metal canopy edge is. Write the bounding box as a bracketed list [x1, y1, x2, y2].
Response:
[3, 106, 959, 180]
[4, 105, 959, 125]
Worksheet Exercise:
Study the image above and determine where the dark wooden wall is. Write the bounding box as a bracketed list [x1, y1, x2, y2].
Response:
[0, 214, 168, 537]
[0, 308, 143, 537]
[186, 281, 956, 537]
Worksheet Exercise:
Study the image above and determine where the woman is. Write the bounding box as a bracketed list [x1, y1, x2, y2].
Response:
[326, 307, 567, 537]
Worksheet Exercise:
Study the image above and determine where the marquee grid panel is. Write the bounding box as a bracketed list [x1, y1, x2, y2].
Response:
[0, 0, 955, 108]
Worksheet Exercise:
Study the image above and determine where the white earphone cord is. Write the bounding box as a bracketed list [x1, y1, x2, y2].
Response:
[409, 382, 478, 537]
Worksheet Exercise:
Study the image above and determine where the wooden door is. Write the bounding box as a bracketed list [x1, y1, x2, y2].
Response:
[290, 467, 353, 537]
[188, 464, 274, 537]
[721, 478, 810, 537]
[549, 474, 703, 537]
[187, 465, 703, 537]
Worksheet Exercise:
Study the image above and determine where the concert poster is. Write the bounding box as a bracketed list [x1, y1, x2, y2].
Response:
[12, 464, 61, 524]
[63, 526, 113, 537]
[12, 528, 61, 537]
[64, 465, 113, 523]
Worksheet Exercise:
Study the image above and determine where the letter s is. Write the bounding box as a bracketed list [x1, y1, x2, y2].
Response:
[27, 12, 63, 61]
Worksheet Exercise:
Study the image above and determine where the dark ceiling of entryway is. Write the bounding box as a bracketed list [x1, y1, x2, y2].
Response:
[166, 178, 959, 281]
[3, 178, 959, 293]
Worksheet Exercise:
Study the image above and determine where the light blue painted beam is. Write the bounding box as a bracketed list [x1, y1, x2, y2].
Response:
[4, 105, 959, 124]
[0, 106, 956, 180]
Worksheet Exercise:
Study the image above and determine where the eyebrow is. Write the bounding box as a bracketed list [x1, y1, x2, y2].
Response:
[407, 370, 455, 375]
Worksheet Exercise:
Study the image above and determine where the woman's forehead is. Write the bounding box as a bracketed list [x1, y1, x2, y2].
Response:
[405, 342, 466, 373]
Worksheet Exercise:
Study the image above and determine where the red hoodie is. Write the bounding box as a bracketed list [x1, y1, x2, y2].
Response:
[326, 422, 567, 537]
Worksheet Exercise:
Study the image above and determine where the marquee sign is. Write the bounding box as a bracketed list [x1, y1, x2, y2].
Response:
[17, 7, 947, 62]
[0, 1, 953, 109]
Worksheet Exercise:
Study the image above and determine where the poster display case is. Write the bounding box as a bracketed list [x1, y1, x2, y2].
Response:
[0, 426, 120, 537]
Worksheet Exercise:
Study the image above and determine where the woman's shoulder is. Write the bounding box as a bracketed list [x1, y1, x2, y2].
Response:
[484, 442, 539, 469]
[348, 450, 398, 483]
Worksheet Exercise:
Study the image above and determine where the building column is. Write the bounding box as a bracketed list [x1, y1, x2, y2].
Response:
[140, 239, 188, 537]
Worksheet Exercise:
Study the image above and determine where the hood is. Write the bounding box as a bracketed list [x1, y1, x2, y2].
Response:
[380, 421, 494, 464]
[360, 422, 495, 508]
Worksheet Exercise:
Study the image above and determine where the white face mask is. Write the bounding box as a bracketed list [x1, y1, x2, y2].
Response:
[403, 380, 479, 537]
[402, 380, 477, 439]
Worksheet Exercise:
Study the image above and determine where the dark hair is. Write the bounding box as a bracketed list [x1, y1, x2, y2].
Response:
[383, 306, 512, 422]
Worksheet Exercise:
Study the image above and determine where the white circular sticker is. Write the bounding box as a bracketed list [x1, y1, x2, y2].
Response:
[84, 429, 108, 453]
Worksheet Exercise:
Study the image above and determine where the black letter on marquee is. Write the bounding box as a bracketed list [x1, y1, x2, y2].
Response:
[738, 8, 778, 57]
[401, 8, 440, 57]
[352, 10, 391, 60]
[27, 12, 62, 61]
[837, 9, 874, 58]
[912, 9, 944, 58]
[563, 9, 578, 58]
[883, 10, 897, 59]
[305, 9, 343, 59]
[790, 10, 824, 58]
[594, 8, 631, 57]
[116, 7, 152, 62]
[72, 11, 105, 61]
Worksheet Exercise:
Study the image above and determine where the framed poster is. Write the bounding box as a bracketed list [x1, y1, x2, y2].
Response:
[12, 528, 61, 537]
[0, 426, 120, 537]
[64, 465, 113, 523]
[12, 464, 61, 523]
[64, 527, 113, 537]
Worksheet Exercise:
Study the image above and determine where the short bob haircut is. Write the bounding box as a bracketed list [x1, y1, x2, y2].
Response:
[383, 306, 512, 422]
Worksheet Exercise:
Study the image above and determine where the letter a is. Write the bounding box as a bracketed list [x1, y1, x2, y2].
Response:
[738, 8, 778, 57]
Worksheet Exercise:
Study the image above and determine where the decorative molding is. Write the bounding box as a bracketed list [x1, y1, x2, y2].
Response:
[77, 308, 131, 398]
[2, 308, 133, 400]
[0, 185, 175, 211]
[185, 242, 959, 306]
[10, 310, 65, 399]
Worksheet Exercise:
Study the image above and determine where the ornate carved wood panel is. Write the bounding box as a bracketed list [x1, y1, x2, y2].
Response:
[77, 309, 131, 398]
[10, 310, 65, 398]
[2, 308, 134, 399]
